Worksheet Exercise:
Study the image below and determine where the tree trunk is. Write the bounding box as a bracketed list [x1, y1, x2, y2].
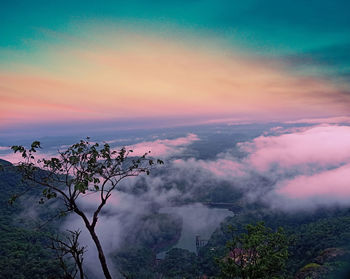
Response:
[77, 259, 84, 279]
[88, 227, 112, 279]
[74, 208, 112, 279]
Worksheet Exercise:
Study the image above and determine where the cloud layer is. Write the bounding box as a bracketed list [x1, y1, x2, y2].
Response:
[164, 124, 350, 208]
[125, 133, 199, 158]
[242, 125, 350, 172]
[7, 122, 350, 277]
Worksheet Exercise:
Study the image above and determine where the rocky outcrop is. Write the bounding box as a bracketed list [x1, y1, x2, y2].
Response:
[314, 247, 348, 264]
[294, 247, 350, 279]
[294, 263, 328, 279]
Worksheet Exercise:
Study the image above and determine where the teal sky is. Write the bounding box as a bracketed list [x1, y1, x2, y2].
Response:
[1, 1, 349, 48]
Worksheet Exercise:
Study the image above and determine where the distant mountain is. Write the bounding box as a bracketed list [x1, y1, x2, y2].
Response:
[0, 160, 62, 278]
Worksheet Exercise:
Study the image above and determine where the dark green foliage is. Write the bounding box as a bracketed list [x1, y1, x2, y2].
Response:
[287, 214, 350, 274]
[199, 208, 350, 278]
[218, 222, 288, 279]
[114, 248, 156, 279]
[294, 248, 350, 279]
[158, 248, 200, 279]
[0, 160, 62, 278]
[0, 226, 61, 279]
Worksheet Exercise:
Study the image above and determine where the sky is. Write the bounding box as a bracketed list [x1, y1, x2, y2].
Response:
[1, 0, 350, 135]
[1, 0, 350, 205]
[2, 3, 350, 276]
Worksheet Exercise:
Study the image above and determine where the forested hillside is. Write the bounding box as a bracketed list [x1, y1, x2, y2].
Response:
[0, 159, 61, 278]
[2, 158, 350, 278]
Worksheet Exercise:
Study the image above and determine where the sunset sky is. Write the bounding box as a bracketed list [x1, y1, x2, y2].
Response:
[1, 0, 350, 134]
[3, 4, 350, 278]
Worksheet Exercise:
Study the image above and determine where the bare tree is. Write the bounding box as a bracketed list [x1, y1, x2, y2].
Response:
[9, 138, 163, 279]
[50, 229, 86, 279]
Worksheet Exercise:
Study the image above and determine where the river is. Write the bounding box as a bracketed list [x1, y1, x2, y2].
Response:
[157, 203, 233, 258]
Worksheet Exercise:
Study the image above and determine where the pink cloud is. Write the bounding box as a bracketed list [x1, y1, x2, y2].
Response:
[278, 163, 350, 198]
[233, 124, 350, 201]
[195, 159, 245, 178]
[125, 133, 199, 158]
[0, 134, 199, 165]
[285, 116, 350, 125]
[241, 125, 350, 172]
[172, 157, 245, 179]
[167, 125, 350, 202]
[0, 150, 55, 164]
